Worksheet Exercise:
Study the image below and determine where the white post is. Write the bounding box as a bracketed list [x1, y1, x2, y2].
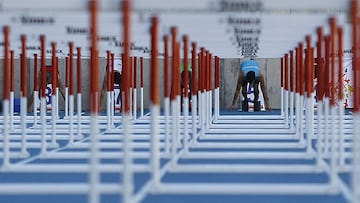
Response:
[40, 97, 47, 155]
[324, 97, 330, 156]
[164, 97, 170, 154]
[316, 101, 323, 169]
[133, 88, 137, 119]
[284, 89, 289, 128]
[299, 94, 305, 144]
[183, 97, 189, 154]
[9, 91, 14, 130]
[56, 87, 59, 119]
[338, 100, 345, 168]
[176, 95, 181, 147]
[330, 105, 338, 190]
[110, 91, 115, 127]
[89, 113, 99, 203]
[122, 113, 133, 203]
[305, 92, 314, 156]
[77, 93, 83, 139]
[2, 100, 10, 167]
[68, 95, 74, 145]
[33, 91, 39, 126]
[50, 94, 59, 148]
[208, 91, 212, 128]
[64, 87, 69, 119]
[20, 96, 29, 158]
[140, 87, 144, 117]
[191, 94, 198, 144]
[106, 91, 111, 129]
[206, 91, 210, 130]
[280, 87, 284, 117]
[202, 91, 206, 133]
[289, 91, 294, 130]
[198, 91, 203, 139]
[214, 88, 219, 121]
[171, 97, 180, 167]
[129, 87, 133, 119]
[295, 93, 301, 137]
[150, 103, 160, 187]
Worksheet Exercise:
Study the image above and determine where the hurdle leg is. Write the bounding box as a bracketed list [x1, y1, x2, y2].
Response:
[206, 91, 210, 130]
[55, 87, 60, 119]
[151, 102, 161, 187]
[40, 97, 47, 155]
[106, 91, 111, 130]
[295, 92, 305, 145]
[140, 87, 144, 117]
[176, 95, 182, 146]
[183, 96, 190, 154]
[198, 90, 203, 138]
[122, 113, 134, 203]
[329, 104, 339, 191]
[316, 101, 324, 169]
[171, 97, 180, 167]
[129, 87, 133, 119]
[133, 88, 137, 119]
[9, 91, 14, 130]
[64, 87, 69, 119]
[110, 91, 115, 128]
[49, 95, 59, 148]
[33, 91, 39, 126]
[214, 88, 219, 121]
[324, 97, 330, 156]
[19, 96, 29, 158]
[338, 100, 345, 168]
[68, 94, 74, 145]
[191, 94, 198, 145]
[76, 93, 84, 139]
[281, 87, 284, 117]
[164, 97, 171, 154]
[2, 100, 10, 168]
[289, 91, 295, 130]
[305, 93, 314, 157]
[201, 91, 206, 137]
[284, 89, 289, 128]
[89, 114, 100, 203]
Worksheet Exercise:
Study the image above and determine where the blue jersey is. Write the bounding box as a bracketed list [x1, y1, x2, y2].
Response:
[240, 60, 259, 80]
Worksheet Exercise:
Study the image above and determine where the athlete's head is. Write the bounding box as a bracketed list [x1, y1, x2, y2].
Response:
[246, 71, 256, 83]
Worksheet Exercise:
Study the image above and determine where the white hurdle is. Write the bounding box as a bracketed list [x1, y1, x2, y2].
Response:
[1, 2, 359, 203]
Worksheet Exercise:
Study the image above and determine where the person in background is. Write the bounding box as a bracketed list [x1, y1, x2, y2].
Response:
[228, 58, 271, 112]
[27, 65, 66, 112]
[99, 59, 122, 112]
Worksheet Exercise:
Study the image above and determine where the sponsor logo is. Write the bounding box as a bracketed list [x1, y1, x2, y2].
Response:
[21, 15, 55, 24]
[66, 26, 88, 34]
[25, 46, 41, 50]
[227, 17, 261, 25]
[97, 35, 117, 42]
[219, 0, 263, 12]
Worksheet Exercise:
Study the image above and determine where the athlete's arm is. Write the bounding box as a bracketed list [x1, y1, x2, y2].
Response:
[259, 71, 271, 111]
[228, 71, 244, 111]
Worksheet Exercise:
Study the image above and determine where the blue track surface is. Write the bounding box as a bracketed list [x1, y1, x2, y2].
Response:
[0, 109, 353, 203]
